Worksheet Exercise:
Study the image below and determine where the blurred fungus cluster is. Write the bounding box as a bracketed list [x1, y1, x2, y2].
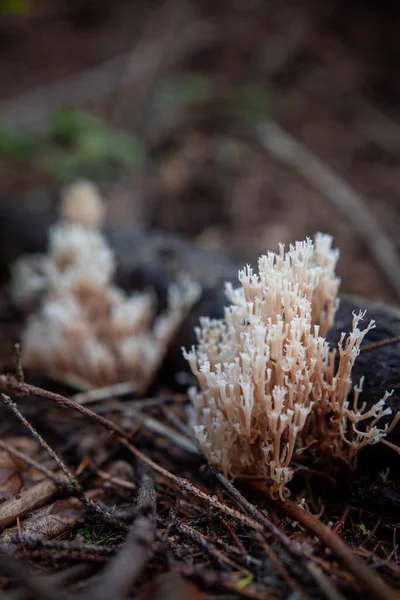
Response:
[11, 181, 200, 391]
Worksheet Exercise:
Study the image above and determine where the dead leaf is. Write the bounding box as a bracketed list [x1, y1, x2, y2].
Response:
[0, 498, 85, 543]
[6, 437, 40, 457]
[0, 451, 22, 497]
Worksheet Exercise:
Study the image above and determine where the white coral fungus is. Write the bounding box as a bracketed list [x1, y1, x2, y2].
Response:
[60, 179, 106, 230]
[183, 235, 394, 500]
[14, 194, 200, 392]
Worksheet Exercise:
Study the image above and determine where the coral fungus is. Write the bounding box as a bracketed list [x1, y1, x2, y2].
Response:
[184, 235, 395, 499]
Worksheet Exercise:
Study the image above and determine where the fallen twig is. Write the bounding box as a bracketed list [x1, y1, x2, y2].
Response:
[0, 479, 58, 529]
[360, 336, 400, 354]
[1, 393, 81, 491]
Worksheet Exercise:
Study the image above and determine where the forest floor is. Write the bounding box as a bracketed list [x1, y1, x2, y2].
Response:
[0, 1, 399, 598]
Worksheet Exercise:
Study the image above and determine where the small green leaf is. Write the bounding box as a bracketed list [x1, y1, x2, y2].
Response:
[77, 527, 94, 543]
[235, 573, 254, 589]
[356, 523, 370, 536]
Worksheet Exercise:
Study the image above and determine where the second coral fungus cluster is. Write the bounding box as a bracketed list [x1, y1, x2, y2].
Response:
[12, 185, 200, 391]
[184, 235, 396, 499]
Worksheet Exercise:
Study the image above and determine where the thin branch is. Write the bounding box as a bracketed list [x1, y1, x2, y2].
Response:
[121, 438, 262, 533]
[18, 534, 116, 556]
[360, 336, 400, 354]
[128, 408, 199, 454]
[1, 393, 81, 492]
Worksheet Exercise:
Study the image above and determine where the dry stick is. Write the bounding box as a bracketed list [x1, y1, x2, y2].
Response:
[129, 409, 199, 454]
[249, 481, 399, 600]
[0, 376, 262, 534]
[86, 465, 157, 600]
[11, 548, 108, 565]
[95, 469, 136, 491]
[0, 479, 58, 529]
[257, 120, 400, 301]
[13, 343, 24, 383]
[121, 438, 262, 533]
[1, 393, 80, 492]
[219, 516, 248, 558]
[360, 336, 400, 354]
[209, 466, 300, 554]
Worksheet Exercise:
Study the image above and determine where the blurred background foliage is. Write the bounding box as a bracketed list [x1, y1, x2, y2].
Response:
[0, 0, 400, 303]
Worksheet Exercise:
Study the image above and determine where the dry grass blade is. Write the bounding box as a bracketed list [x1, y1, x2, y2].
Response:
[71, 381, 136, 405]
